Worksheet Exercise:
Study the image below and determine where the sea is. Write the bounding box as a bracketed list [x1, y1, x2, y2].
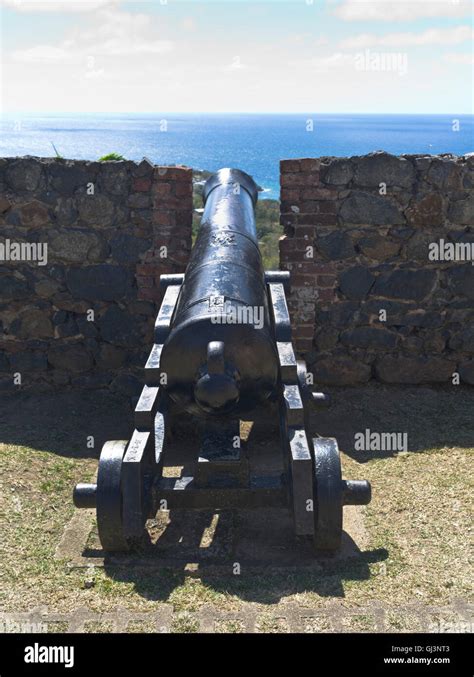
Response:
[1, 113, 472, 199]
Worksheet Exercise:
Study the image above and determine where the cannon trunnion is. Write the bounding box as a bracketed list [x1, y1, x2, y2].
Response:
[74, 168, 371, 555]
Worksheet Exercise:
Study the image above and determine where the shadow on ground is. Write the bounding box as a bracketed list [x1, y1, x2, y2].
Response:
[0, 382, 472, 461]
[0, 389, 132, 459]
[93, 506, 389, 603]
[100, 549, 389, 605]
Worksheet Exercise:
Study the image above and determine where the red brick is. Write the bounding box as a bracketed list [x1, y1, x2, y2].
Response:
[280, 200, 298, 214]
[133, 178, 152, 192]
[295, 338, 313, 353]
[138, 287, 161, 302]
[152, 210, 175, 227]
[301, 187, 337, 200]
[298, 213, 338, 226]
[175, 210, 192, 227]
[282, 250, 314, 262]
[316, 274, 337, 288]
[136, 275, 153, 288]
[280, 173, 301, 187]
[168, 251, 190, 265]
[298, 201, 319, 213]
[154, 166, 192, 182]
[175, 182, 193, 197]
[167, 238, 191, 252]
[278, 236, 296, 252]
[136, 263, 154, 276]
[169, 225, 192, 239]
[152, 196, 182, 210]
[318, 200, 338, 214]
[176, 196, 194, 210]
[280, 188, 300, 201]
[317, 288, 336, 302]
[297, 325, 315, 338]
[291, 275, 316, 286]
[293, 226, 316, 238]
[313, 263, 336, 274]
[290, 261, 318, 273]
[280, 172, 319, 188]
[152, 182, 171, 197]
[150, 237, 170, 249]
[299, 158, 320, 172]
[294, 238, 314, 251]
[280, 159, 301, 173]
[315, 214, 338, 225]
[294, 213, 318, 225]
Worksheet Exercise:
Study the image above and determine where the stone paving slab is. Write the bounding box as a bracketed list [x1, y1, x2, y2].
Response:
[55, 504, 368, 573]
[1, 601, 472, 634]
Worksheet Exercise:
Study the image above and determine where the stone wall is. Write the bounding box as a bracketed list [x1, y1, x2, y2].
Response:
[0, 157, 192, 393]
[280, 152, 474, 385]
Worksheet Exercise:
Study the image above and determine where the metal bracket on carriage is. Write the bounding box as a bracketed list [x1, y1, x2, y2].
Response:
[268, 275, 370, 551]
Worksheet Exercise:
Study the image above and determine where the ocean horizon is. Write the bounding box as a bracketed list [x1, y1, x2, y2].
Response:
[1, 113, 472, 199]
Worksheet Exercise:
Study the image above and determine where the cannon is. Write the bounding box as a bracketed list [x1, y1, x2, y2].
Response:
[73, 168, 371, 553]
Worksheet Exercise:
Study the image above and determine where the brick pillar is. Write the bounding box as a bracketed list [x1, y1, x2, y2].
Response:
[136, 165, 193, 302]
[279, 158, 337, 354]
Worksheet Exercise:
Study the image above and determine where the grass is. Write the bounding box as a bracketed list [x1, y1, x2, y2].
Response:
[98, 152, 125, 162]
[0, 386, 472, 632]
[50, 142, 63, 159]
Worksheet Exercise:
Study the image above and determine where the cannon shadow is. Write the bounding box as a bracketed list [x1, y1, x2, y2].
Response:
[0, 383, 472, 462]
[101, 550, 389, 605]
[98, 507, 388, 603]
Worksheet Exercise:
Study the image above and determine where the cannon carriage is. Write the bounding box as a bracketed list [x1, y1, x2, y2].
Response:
[73, 168, 371, 554]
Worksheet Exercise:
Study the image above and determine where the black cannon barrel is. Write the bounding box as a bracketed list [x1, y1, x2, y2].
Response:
[160, 168, 278, 417]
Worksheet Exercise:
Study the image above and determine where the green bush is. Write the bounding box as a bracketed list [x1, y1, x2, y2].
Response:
[98, 152, 125, 162]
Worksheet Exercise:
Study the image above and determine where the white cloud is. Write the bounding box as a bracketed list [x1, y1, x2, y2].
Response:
[11, 44, 74, 63]
[84, 68, 106, 79]
[222, 57, 248, 71]
[305, 52, 355, 72]
[335, 0, 473, 22]
[443, 52, 474, 64]
[76, 8, 173, 55]
[2, 0, 116, 11]
[340, 25, 474, 48]
[10, 6, 174, 62]
[2, 1, 472, 113]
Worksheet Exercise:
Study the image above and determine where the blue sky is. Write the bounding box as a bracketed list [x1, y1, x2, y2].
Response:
[1, 0, 473, 113]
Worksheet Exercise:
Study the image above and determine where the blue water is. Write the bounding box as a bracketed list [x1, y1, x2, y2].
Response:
[1, 113, 472, 199]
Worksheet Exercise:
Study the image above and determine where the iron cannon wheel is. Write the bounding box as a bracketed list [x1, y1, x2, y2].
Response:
[96, 440, 130, 552]
[312, 437, 343, 552]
